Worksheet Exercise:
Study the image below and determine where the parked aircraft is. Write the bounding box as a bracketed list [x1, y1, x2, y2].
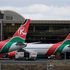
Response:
[2, 19, 70, 59]
[23, 33, 70, 56]
[0, 19, 30, 58]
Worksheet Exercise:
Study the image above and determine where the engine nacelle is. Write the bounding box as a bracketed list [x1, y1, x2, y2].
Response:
[16, 42, 27, 48]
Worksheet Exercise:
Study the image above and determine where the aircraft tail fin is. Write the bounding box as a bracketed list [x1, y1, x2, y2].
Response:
[65, 33, 70, 40]
[13, 19, 30, 40]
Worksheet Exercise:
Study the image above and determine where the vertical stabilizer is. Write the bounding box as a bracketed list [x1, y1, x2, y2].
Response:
[65, 33, 70, 39]
[13, 19, 30, 40]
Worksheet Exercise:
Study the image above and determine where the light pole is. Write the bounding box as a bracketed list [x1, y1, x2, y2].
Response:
[0, 20, 3, 41]
[1, 20, 3, 41]
[0, 11, 4, 41]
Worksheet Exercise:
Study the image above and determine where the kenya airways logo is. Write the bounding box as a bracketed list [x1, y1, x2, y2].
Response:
[18, 25, 27, 35]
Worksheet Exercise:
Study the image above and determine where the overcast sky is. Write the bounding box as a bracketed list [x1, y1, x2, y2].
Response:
[0, 0, 70, 20]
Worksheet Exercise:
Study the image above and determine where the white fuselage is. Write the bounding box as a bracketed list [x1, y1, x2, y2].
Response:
[24, 43, 53, 55]
[23, 43, 70, 55]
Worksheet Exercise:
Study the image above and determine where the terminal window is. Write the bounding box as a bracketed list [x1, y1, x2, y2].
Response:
[0, 12, 4, 19]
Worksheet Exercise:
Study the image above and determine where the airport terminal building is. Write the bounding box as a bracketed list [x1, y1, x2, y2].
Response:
[0, 10, 70, 58]
[0, 10, 70, 43]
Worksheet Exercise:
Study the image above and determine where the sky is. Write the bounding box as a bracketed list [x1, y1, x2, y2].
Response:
[0, 0, 70, 20]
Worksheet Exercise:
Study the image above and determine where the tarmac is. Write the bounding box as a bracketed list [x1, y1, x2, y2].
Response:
[0, 59, 70, 70]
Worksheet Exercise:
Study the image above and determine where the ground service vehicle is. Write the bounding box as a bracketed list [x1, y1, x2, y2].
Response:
[15, 51, 37, 60]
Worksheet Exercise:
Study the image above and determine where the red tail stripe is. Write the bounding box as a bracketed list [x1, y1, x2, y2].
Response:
[47, 42, 62, 56]
[0, 39, 9, 50]
[66, 34, 70, 39]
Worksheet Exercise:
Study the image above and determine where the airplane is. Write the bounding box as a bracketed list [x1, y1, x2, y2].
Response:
[0, 19, 30, 58]
[7, 31, 70, 59]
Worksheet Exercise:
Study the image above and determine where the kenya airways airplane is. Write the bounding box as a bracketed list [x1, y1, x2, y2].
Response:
[8, 31, 70, 59]
[24, 33, 70, 57]
[0, 19, 30, 58]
